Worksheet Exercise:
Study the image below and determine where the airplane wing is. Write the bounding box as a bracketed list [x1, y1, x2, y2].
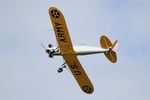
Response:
[63, 54, 94, 94]
[49, 7, 74, 54]
[49, 7, 94, 94]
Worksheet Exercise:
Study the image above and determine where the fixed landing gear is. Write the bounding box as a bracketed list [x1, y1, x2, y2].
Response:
[48, 44, 53, 48]
[57, 63, 66, 73]
[57, 68, 63, 73]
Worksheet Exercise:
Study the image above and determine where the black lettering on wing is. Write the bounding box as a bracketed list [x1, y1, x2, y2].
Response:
[71, 62, 82, 75]
[54, 22, 61, 27]
[60, 38, 67, 42]
[54, 22, 67, 42]
[58, 32, 65, 37]
[74, 71, 81, 75]
[56, 27, 63, 32]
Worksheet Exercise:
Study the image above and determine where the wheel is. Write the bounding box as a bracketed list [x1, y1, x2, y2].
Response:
[48, 44, 53, 48]
[57, 68, 63, 73]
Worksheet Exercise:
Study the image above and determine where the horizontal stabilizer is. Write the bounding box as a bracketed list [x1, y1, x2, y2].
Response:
[100, 35, 117, 63]
[100, 35, 112, 49]
[104, 51, 117, 63]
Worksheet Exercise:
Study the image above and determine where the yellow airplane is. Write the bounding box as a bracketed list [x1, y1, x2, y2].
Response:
[42, 7, 118, 94]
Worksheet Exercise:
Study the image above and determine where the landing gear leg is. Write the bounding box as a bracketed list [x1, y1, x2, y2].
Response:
[57, 62, 66, 73]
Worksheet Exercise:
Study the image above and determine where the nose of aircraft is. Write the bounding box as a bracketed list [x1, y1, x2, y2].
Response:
[45, 49, 50, 54]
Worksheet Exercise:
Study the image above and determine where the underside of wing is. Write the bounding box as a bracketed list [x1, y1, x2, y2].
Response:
[49, 7, 74, 54]
[63, 54, 94, 94]
[49, 7, 94, 94]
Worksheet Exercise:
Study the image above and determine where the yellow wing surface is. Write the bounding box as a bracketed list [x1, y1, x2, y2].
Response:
[49, 7, 74, 54]
[63, 55, 94, 94]
[49, 7, 94, 94]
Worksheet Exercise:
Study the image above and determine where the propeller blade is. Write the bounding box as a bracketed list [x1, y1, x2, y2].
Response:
[41, 43, 46, 50]
[54, 46, 59, 51]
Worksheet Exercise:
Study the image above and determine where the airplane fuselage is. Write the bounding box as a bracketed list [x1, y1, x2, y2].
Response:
[48, 45, 109, 56]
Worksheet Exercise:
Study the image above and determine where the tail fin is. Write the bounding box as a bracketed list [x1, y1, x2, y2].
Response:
[100, 35, 118, 63]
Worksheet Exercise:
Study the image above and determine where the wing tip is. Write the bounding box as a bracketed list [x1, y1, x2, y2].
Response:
[49, 7, 60, 12]
[82, 85, 94, 94]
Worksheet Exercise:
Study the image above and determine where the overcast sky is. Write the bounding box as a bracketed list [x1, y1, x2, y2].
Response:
[0, 0, 150, 100]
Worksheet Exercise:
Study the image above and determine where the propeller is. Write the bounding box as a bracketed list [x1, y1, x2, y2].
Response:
[41, 43, 50, 54]
[41, 43, 46, 50]
[41, 43, 59, 58]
